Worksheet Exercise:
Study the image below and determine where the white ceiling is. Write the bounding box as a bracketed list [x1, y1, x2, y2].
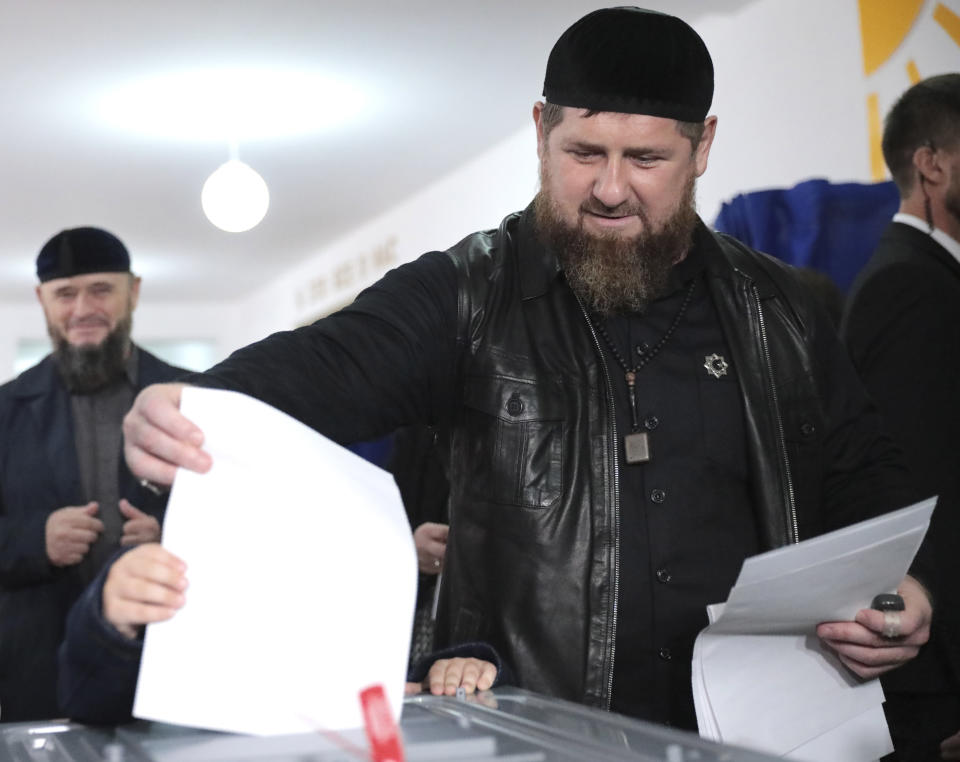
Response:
[0, 0, 755, 304]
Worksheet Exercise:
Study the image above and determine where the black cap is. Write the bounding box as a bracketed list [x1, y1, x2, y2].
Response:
[543, 7, 714, 122]
[37, 227, 131, 282]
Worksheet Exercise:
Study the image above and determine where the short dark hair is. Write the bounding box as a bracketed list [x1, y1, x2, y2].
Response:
[540, 101, 705, 153]
[882, 73, 960, 197]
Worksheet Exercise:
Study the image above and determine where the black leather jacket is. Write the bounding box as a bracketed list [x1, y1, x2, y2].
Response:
[436, 210, 909, 709]
[196, 208, 909, 712]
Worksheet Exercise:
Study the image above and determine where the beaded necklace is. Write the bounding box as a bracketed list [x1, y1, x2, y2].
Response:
[591, 280, 695, 464]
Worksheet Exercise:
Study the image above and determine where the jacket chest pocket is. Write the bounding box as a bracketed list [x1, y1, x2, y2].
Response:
[461, 376, 565, 509]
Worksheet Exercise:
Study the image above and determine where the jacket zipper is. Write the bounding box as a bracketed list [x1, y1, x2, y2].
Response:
[752, 284, 799, 543]
[575, 294, 621, 710]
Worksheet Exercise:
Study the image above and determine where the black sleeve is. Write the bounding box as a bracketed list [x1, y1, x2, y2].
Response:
[841, 261, 960, 501]
[841, 261, 960, 601]
[407, 641, 514, 688]
[189, 251, 460, 444]
[58, 549, 143, 724]
[814, 301, 914, 531]
[797, 285, 935, 596]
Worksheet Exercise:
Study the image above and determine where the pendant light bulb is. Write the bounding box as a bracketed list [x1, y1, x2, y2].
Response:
[201, 159, 270, 233]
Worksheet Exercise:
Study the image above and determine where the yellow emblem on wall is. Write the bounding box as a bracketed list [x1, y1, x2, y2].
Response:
[858, 1, 960, 180]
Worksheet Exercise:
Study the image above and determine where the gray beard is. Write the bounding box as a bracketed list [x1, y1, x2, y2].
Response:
[533, 175, 698, 316]
[52, 315, 132, 394]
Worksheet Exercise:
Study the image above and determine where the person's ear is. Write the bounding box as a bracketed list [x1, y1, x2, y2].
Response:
[913, 143, 945, 187]
[129, 275, 142, 311]
[533, 101, 547, 160]
[693, 116, 718, 177]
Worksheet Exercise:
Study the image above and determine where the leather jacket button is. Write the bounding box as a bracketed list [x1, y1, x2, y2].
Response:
[505, 393, 524, 416]
[800, 421, 816, 437]
[656, 568, 672, 583]
[658, 647, 672, 661]
[636, 341, 651, 356]
[650, 488, 666, 504]
[644, 415, 659, 431]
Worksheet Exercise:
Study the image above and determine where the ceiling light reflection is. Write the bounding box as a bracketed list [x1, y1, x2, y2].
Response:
[97, 68, 369, 142]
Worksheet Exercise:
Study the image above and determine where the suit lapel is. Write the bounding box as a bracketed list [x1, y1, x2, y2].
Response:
[887, 222, 960, 284]
[24, 359, 84, 507]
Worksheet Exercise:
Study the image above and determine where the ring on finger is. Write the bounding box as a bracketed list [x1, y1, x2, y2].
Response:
[881, 610, 901, 639]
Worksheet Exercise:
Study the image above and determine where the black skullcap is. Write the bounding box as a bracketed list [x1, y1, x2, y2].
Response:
[543, 7, 714, 122]
[36, 227, 131, 282]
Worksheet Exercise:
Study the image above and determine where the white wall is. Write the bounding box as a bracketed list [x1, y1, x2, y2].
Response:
[238, 0, 960, 339]
[243, 127, 539, 334]
[4, 0, 958, 380]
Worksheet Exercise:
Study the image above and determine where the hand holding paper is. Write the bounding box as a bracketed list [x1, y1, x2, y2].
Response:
[817, 574, 932, 679]
[133, 387, 417, 736]
[123, 382, 211, 486]
[693, 497, 935, 761]
[103, 543, 187, 639]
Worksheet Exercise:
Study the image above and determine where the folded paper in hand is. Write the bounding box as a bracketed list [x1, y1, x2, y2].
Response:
[693, 497, 935, 761]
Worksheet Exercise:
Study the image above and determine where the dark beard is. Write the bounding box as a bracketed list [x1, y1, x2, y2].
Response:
[52, 315, 132, 394]
[534, 174, 698, 316]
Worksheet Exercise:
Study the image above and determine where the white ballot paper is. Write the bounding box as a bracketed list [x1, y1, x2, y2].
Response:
[133, 387, 417, 736]
[693, 497, 935, 761]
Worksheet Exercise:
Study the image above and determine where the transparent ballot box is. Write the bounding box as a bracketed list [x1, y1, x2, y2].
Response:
[1, 687, 780, 761]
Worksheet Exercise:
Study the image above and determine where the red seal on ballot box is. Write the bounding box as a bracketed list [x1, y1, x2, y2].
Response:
[359, 684, 406, 762]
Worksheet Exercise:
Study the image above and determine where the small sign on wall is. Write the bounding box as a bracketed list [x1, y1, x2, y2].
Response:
[294, 235, 398, 317]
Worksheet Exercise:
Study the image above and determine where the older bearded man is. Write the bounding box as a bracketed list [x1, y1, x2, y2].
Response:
[0, 227, 185, 722]
[65, 7, 929, 734]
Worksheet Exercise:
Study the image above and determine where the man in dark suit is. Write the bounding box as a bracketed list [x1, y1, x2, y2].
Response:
[0, 228, 185, 722]
[842, 74, 960, 761]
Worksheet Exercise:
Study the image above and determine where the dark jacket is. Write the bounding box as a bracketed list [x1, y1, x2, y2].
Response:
[842, 221, 960, 697]
[189, 209, 908, 712]
[436, 212, 909, 708]
[57, 549, 143, 724]
[0, 348, 184, 722]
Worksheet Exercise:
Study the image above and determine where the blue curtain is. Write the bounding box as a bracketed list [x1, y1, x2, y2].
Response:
[713, 178, 899, 293]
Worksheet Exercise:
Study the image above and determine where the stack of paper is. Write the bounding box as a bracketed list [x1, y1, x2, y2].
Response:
[693, 498, 935, 761]
[133, 387, 418, 736]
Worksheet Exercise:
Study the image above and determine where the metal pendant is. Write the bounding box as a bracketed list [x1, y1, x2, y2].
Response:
[704, 353, 729, 379]
[624, 431, 651, 464]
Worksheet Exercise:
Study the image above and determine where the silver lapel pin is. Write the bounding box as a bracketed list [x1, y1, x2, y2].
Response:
[704, 353, 729, 379]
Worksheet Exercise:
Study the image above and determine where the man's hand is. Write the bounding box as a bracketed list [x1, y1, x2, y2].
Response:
[941, 729, 960, 760]
[123, 383, 211, 486]
[404, 657, 497, 697]
[414, 522, 449, 574]
[816, 575, 932, 679]
[102, 543, 187, 639]
[119, 499, 161, 546]
[45, 502, 104, 566]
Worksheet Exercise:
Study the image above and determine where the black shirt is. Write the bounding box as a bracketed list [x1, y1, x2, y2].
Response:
[593, 238, 759, 728]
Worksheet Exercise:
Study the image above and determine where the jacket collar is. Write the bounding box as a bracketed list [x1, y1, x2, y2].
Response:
[887, 218, 960, 280]
[9, 353, 59, 400]
[517, 205, 561, 301]
[892, 213, 960, 267]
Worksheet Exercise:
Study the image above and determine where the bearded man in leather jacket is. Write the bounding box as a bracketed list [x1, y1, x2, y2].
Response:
[75, 6, 931, 733]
